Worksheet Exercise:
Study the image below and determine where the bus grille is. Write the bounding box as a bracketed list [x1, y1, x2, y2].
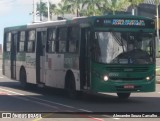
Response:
[110, 77, 144, 81]
[107, 66, 149, 72]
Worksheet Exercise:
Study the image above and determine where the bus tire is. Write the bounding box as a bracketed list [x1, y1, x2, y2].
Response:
[65, 72, 77, 99]
[19, 68, 27, 88]
[117, 93, 130, 99]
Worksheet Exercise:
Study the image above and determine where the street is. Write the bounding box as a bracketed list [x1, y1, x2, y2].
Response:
[0, 62, 160, 121]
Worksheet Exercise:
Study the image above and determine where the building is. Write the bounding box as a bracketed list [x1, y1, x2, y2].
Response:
[127, 0, 160, 18]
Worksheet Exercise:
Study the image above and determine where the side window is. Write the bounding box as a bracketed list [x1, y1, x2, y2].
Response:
[27, 30, 35, 52]
[19, 31, 25, 52]
[5, 32, 11, 52]
[68, 27, 79, 53]
[58, 27, 67, 53]
[47, 28, 56, 52]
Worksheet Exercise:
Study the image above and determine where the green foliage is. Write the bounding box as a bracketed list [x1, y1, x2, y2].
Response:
[62, 0, 84, 16]
[49, 3, 56, 19]
[36, 1, 48, 21]
[35, 0, 145, 20]
[36, 1, 56, 21]
[103, 0, 130, 15]
[81, 0, 103, 16]
[129, 0, 144, 6]
[53, 2, 69, 17]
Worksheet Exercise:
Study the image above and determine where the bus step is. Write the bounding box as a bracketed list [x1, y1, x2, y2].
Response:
[37, 83, 45, 88]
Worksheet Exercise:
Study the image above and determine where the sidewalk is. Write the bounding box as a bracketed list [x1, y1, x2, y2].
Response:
[156, 58, 160, 84]
[156, 76, 160, 84]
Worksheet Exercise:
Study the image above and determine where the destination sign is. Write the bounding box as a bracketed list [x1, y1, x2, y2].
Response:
[94, 18, 155, 28]
[112, 19, 145, 26]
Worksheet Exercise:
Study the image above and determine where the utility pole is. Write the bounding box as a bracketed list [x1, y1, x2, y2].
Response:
[156, 0, 159, 42]
[40, 0, 42, 21]
[156, 0, 160, 56]
[47, 0, 50, 21]
[33, 0, 36, 23]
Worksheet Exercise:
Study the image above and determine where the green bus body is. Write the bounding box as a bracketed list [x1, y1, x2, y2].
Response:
[3, 15, 156, 98]
[90, 15, 155, 94]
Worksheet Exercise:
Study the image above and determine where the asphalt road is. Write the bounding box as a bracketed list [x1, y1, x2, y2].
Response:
[0, 61, 160, 121]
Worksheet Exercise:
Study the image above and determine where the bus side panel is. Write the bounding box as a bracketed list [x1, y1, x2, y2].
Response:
[16, 65, 20, 81]
[45, 54, 65, 88]
[3, 52, 11, 78]
[45, 54, 80, 90]
[72, 70, 80, 91]
[64, 54, 80, 91]
[16, 53, 26, 81]
[25, 53, 36, 84]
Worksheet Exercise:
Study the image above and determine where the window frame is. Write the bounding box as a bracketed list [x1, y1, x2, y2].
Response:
[68, 26, 80, 53]
[18, 31, 26, 52]
[27, 30, 36, 53]
[57, 27, 68, 53]
[5, 32, 12, 52]
[46, 28, 57, 53]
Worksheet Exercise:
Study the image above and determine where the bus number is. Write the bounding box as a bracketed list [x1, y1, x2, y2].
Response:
[109, 73, 119, 77]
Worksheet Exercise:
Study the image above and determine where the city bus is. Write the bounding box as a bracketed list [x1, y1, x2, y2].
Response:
[3, 15, 156, 99]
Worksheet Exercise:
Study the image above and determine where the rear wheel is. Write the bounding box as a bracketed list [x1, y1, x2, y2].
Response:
[19, 69, 27, 88]
[117, 93, 131, 99]
[65, 73, 77, 99]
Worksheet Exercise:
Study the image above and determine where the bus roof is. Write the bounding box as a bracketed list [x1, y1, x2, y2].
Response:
[27, 19, 67, 29]
[4, 15, 153, 32]
[4, 25, 27, 32]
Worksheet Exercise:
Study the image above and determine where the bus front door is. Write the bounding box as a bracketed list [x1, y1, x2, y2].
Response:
[80, 28, 91, 89]
[36, 30, 47, 85]
[11, 33, 17, 79]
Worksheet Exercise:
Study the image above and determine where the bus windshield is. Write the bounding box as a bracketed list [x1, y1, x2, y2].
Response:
[92, 32, 154, 64]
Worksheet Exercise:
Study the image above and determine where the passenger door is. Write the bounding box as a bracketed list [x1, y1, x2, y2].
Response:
[11, 32, 17, 79]
[36, 28, 47, 84]
[80, 27, 91, 89]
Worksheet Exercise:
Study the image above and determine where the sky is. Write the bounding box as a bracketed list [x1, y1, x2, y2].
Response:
[0, 0, 61, 44]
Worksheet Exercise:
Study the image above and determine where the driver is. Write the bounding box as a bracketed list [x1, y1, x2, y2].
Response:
[128, 44, 134, 51]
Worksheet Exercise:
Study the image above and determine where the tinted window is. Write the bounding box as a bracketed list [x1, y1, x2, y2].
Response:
[5, 32, 11, 52]
[47, 28, 56, 52]
[19, 31, 25, 52]
[27, 30, 35, 52]
[58, 28, 67, 53]
[68, 27, 79, 53]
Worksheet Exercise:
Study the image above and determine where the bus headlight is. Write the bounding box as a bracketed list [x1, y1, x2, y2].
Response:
[146, 76, 150, 81]
[104, 75, 109, 81]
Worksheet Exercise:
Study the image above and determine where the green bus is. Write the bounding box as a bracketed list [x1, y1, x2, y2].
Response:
[3, 15, 156, 99]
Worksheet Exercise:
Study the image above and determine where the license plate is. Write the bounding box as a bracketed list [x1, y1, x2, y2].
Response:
[124, 85, 134, 89]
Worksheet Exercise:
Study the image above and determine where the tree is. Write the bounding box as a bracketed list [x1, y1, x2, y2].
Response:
[36, 0, 47, 21]
[36, 1, 57, 21]
[62, 0, 83, 17]
[103, 0, 130, 15]
[129, 0, 144, 15]
[49, 3, 56, 20]
[53, 2, 68, 17]
[81, 0, 103, 16]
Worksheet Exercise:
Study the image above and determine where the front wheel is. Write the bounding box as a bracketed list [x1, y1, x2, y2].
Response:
[117, 93, 131, 99]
